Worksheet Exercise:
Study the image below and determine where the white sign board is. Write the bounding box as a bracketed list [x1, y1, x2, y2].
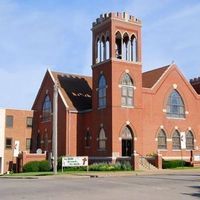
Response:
[62, 156, 88, 167]
[180, 132, 186, 149]
[13, 140, 20, 157]
[194, 155, 200, 162]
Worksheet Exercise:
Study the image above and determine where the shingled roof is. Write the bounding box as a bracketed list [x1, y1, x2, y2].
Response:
[51, 71, 92, 111]
[142, 65, 170, 88]
[190, 77, 200, 94]
[49, 65, 172, 111]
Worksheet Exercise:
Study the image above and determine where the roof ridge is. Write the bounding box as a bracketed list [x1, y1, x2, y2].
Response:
[142, 64, 170, 74]
[142, 64, 172, 88]
[51, 70, 92, 79]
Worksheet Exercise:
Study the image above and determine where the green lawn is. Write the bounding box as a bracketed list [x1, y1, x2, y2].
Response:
[2, 166, 200, 177]
[3, 170, 135, 177]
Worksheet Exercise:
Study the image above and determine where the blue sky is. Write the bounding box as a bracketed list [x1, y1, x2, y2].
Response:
[0, 0, 200, 109]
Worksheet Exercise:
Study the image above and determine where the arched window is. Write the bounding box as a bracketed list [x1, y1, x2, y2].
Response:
[130, 35, 137, 62]
[186, 131, 194, 150]
[42, 95, 52, 121]
[121, 126, 133, 139]
[96, 38, 101, 63]
[115, 31, 122, 59]
[85, 131, 91, 147]
[100, 36, 105, 62]
[98, 128, 106, 150]
[98, 75, 106, 108]
[157, 129, 167, 149]
[123, 33, 130, 61]
[121, 73, 134, 107]
[166, 90, 185, 118]
[106, 36, 110, 60]
[172, 130, 181, 150]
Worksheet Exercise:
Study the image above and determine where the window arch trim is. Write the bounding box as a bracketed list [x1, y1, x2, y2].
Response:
[121, 125, 133, 140]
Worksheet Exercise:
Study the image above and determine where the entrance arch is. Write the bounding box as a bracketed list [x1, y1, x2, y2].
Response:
[121, 126, 134, 157]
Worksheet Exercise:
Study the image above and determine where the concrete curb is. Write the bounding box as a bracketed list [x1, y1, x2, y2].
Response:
[1, 168, 200, 179]
[0, 176, 38, 179]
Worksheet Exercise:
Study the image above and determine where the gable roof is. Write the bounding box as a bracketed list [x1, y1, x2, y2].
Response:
[142, 65, 170, 88]
[51, 65, 171, 111]
[51, 71, 92, 111]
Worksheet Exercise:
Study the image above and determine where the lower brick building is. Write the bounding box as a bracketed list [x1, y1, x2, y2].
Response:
[0, 109, 33, 174]
[31, 12, 200, 168]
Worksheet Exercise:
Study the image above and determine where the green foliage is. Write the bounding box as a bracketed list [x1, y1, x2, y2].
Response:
[163, 160, 186, 169]
[39, 160, 51, 172]
[23, 160, 51, 172]
[89, 162, 132, 171]
[62, 166, 87, 171]
[23, 161, 40, 172]
[120, 161, 132, 171]
[57, 156, 132, 171]
[57, 156, 63, 170]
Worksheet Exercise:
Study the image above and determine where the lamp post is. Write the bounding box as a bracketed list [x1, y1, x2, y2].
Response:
[53, 82, 58, 174]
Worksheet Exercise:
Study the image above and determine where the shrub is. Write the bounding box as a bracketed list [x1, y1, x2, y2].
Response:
[23, 161, 40, 172]
[57, 158, 133, 172]
[163, 160, 186, 169]
[89, 162, 132, 171]
[120, 161, 132, 171]
[62, 166, 87, 171]
[39, 160, 51, 172]
[23, 160, 51, 172]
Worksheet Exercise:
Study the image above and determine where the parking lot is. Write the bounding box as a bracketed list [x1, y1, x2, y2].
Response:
[0, 172, 200, 200]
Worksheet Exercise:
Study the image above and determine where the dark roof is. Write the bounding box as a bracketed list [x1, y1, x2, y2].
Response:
[190, 78, 200, 94]
[51, 71, 92, 111]
[142, 65, 170, 88]
[50, 65, 171, 111]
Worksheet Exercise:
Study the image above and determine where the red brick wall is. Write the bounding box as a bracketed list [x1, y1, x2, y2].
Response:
[32, 71, 67, 157]
[90, 15, 143, 158]
[21, 151, 46, 166]
[4, 109, 33, 173]
[142, 66, 200, 158]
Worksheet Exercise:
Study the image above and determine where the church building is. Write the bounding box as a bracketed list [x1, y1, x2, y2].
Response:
[32, 12, 200, 167]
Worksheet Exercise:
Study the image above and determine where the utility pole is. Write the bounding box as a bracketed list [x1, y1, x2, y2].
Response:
[53, 81, 58, 174]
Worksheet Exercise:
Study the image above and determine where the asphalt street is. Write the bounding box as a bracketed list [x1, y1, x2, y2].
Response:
[0, 173, 200, 200]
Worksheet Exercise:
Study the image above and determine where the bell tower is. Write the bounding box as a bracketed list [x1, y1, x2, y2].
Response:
[92, 12, 142, 66]
[91, 12, 143, 158]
